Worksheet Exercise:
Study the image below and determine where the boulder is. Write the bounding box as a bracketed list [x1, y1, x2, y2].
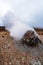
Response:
[22, 30, 42, 47]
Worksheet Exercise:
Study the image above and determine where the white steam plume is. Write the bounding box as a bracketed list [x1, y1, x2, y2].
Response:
[3, 11, 39, 40]
[0, 0, 42, 41]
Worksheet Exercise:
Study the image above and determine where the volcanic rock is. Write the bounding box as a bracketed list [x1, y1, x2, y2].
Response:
[22, 30, 42, 47]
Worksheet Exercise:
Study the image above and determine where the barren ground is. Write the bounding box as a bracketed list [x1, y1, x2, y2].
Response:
[0, 31, 43, 65]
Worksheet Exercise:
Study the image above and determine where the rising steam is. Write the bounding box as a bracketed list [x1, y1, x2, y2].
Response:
[0, 0, 42, 41]
[2, 11, 39, 40]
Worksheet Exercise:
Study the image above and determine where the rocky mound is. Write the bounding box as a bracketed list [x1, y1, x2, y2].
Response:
[22, 30, 42, 47]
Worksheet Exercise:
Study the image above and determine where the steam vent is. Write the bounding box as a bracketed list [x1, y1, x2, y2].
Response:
[0, 26, 43, 65]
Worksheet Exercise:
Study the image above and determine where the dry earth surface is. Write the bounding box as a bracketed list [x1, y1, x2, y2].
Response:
[0, 31, 43, 65]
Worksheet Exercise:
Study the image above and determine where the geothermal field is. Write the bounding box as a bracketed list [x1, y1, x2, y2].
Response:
[0, 0, 43, 65]
[0, 27, 43, 65]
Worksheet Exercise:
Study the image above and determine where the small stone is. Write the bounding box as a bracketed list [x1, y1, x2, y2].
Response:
[22, 57, 25, 61]
[6, 44, 10, 49]
[27, 39, 29, 42]
[4, 45, 7, 48]
[9, 62, 12, 65]
[30, 60, 41, 65]
[21, 57, 25, 63]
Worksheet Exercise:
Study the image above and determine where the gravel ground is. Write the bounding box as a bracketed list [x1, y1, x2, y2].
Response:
[0, 31, 43, 65]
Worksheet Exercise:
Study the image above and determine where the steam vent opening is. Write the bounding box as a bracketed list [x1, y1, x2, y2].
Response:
[0, 26, 43, 65]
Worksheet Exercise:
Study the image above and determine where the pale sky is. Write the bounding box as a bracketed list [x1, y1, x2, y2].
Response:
[0, 0, 43, 28]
